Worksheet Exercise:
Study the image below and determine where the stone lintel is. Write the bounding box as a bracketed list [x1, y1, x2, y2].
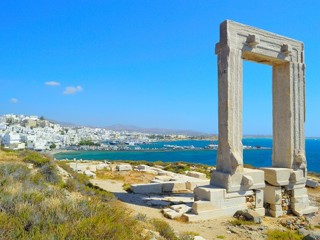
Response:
[218, 20, 304, 63]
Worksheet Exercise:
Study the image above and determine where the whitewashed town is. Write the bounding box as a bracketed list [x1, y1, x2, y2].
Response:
[0, 114, 196, 151]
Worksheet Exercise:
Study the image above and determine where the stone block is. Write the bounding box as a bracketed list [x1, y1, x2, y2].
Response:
[131, 183, 162, 194]
[270, 204, 282, 211]
[96, 163, 111, 171]
[289, 169, 306, 184]
[116, 164, 132, 171]
[255, 190, 264, 208]
[269, 209, 284, 217]
[292, 206, 319, 216]
[242, 175, 253, 189]
[84, 170, 96, 178]
[185, 203, 247, 222]
[285, 183, 305, 190]
[292, 196, 310, 204]
[162, 182, 187, 193]
[292, 202, 310, 211]
[306, 179, 319, 188]
[186, 180, 210, 191]
[254, 207, 266, 216]
[162, 209, 181, 219]
[193, 186, 225, 201]
[211, 170, 243, 192]
[292, 187, 308, 197]
[192, 201, 217, 214]
[187, 171, 207, 179]
[261, 167, 292, 186]
[242, 168, 265, 189]
[135, 164, 150, 171]
[223, 196, 246, 208]
[264, 185, 282, 204]
[225, 190, 254, 198]
[170, 204, 192, 214]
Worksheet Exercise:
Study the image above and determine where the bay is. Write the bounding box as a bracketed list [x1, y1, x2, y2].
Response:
[54, 138, 320, 172]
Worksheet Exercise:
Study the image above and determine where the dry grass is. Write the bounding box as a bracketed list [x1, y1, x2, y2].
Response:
[0, 150, 148, 240]
[96, 170, 156, 185]
[0, 149, 21, 162]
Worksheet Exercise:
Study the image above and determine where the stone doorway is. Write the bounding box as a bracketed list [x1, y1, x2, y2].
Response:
[185, 20, 317, 221]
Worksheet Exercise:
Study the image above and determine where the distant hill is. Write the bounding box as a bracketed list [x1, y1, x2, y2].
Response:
[49, 118, 213, 136]
[104, 124, 211, 136]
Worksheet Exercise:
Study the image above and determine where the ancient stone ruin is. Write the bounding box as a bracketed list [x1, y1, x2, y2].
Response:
[184, 20, 318, 221]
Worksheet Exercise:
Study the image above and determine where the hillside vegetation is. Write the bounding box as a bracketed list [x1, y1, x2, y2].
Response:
[0, 149, 146, 239]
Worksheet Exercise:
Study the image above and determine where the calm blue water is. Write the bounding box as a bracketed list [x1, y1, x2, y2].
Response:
[54, 138, 320, 172]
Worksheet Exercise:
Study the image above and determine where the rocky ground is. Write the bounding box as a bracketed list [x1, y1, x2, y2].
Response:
[62, 161, 320, 240]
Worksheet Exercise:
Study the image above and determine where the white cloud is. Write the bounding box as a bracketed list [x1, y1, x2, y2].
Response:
[10, 98, 18, 103]
[45, 81, 61, 86]
[63, 85, 83, 95]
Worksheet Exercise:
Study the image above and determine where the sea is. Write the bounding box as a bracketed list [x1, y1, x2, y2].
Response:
[54, 138, 320, 172]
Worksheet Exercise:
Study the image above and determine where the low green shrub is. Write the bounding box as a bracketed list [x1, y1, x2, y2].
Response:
[22, 151, 50, 167]
[265, 229, 303, 240]
[151, 218, 178, 240]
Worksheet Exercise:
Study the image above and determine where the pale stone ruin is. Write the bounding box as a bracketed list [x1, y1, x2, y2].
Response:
[184, 20, 318, 221]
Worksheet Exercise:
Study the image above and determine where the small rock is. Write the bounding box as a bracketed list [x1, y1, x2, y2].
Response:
[194, 236, 206, 240]
[306, 179, 319, 188]
[84, 170, 96, 178]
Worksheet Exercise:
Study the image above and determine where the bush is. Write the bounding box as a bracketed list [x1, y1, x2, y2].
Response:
[22, 151, 50, 167]
[0, 151, 144, 239]
[151, 218, 178, 240]
[265, 229, 303, 240]
[0, 163, 30, 181]
[39, 163, 62, 185]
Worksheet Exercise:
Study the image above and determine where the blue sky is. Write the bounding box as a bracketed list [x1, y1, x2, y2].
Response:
[0, 1, 319, 136]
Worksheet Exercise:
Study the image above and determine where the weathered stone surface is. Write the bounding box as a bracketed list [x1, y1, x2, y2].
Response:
[290, 169, 306, 184]
[84, 170, 96, 178]
[162, 204, 192, 219]
[306, 179, 319, 188]
[116, 164, 132, 171]
[162, 182, 187, 193]
[190, 20, 317, 221]
[131, 183, 162, 194]
[261, 168, 292, 186]
[135, 164, 150, 171]
[96, 163, 111, 171]
[255, 190, 264, 208]
[264, 185, 282, 204]
[186, 180, 210, 191]
[186, 171, 207, 179]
